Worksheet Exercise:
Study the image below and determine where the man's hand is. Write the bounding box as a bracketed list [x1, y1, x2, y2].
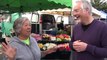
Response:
[73, 40, 88, 52]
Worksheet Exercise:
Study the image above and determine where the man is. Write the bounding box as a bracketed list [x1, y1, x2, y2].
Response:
[70, 0, 107, 60]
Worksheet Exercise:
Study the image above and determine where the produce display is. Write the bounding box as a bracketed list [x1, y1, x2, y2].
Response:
[38, 43, 44, 49]
[57, 43, 71, 51]
[31, 33, 42, 41]
[38, 43, 71, 51]
[56, 34, 71, 41]
[38, 43, 57, 51]
[42, 34, 71, 41]
[42, 34, 50, 41]
[36, 24, 72, 59]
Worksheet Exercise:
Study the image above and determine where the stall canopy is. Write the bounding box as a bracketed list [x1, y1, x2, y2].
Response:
[0, 0, 71, 13]
[0, 0, 72, 36]
[49, 0, 71, 7]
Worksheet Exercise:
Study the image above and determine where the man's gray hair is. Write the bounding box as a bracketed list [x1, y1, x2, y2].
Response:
[13, 17, 30, 35]
[76, 0, 92, 15]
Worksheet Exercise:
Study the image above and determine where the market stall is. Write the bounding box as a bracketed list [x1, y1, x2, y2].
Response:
[33, 32, 71, 60]
[0, 0, 72, 60]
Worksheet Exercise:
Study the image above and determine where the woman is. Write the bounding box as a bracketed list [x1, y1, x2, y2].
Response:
[2, 17, 57, 60]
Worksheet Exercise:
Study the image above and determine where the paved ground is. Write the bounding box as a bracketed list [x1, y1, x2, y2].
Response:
[0, 54, 3, 60]
[0, 54, 107, 60]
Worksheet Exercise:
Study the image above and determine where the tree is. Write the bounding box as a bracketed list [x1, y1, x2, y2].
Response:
[92, 0, 107, 13]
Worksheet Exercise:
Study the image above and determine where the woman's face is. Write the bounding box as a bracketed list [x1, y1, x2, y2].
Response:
[20, 20, 31, 37]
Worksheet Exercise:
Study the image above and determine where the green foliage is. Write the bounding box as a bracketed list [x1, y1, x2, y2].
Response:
[92, 0, 107, 13]
[57, 30, 68, 35]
